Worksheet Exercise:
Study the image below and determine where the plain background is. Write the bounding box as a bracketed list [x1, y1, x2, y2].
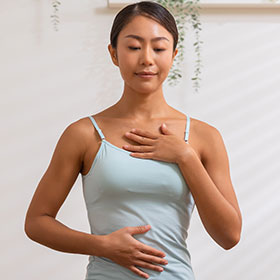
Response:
[1, 0, 280, 279]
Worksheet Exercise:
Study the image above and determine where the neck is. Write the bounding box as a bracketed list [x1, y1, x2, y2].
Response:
[112, 84, 171, 120]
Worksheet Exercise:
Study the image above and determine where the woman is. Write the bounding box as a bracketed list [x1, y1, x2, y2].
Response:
[24, 1, 242, 279]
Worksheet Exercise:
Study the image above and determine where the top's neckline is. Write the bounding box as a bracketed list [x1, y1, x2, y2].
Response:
[101, 139, 177, 168]
[103, 139, 131, 154]
[89, 115, 189, 153]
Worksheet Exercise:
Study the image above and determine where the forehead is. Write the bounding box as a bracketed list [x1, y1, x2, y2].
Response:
[119, 15, 172, 42]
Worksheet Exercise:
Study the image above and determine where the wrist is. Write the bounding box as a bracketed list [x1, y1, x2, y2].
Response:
[89, 234, 108, 257]
[176, 144, 196, 166]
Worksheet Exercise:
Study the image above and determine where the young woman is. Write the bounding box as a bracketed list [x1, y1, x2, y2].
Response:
[24, 1, 242, 279]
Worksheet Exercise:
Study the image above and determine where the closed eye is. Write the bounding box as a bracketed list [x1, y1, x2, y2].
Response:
[128, 47, 165, 52]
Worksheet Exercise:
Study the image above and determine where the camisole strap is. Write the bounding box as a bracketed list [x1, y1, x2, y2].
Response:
[184, 115, 190, 142]
[88, 116, 105, 140]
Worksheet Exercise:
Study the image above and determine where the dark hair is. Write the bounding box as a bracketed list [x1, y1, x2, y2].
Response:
[110, 1, 178, 53]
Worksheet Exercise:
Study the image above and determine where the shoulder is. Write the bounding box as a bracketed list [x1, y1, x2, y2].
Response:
[171, 108, 218, 139]
[190, 117, 221, 140]
[63, 116, 92, 141]
[58, 116, 97, 158]
[189, 117, 225, 163]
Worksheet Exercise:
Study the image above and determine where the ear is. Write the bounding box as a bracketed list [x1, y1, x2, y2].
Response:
[172, 48, 178, 61]
[108, 44, 119, 67]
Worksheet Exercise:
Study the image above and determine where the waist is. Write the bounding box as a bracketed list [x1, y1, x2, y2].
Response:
[85, 255, 195, 280]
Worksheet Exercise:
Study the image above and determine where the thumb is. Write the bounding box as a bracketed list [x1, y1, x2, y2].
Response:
[161, 123, 171, 135]
[129, 225, 151, 235]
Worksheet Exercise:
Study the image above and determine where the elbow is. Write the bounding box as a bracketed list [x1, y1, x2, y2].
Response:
[24, 216, 37, 241]
[222, 231, 241, 250]
[24, 218, 33, 240]
[222, 213, 242, 250]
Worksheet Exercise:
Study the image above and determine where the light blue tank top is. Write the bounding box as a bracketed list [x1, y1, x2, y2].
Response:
[82, 115, 196, 280]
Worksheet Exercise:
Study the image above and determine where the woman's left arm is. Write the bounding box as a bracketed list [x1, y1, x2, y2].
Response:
[177, 124, 242, 250]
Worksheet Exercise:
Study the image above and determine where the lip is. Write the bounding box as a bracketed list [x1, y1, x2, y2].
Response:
[136, 74, 156, 78]
[136, 71, 157, 75]
[135, 71, 157, 79]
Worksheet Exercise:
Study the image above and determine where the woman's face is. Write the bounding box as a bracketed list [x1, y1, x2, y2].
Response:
[108, 15, 178, 93]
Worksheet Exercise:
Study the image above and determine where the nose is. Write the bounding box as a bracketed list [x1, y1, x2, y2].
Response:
[140, 47, 154, 66]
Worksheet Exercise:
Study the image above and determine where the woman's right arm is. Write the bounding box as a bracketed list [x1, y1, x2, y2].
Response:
[24, 120, 106, 257]
[24, 118, 168, 279]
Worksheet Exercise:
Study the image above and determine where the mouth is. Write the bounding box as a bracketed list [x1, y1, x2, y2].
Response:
[135, 72, 157, 78]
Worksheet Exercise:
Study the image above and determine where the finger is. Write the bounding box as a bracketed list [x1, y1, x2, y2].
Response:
[133, 259, 164, 273]
[125, 132, 156, 145]
[138, 252, 168, 266]
[141, 245, 166, 258]
[129, 266, 150, 279]
[130, 128, 158, 139]
[123, 144, 154, 153]
[130, 152, 154, 159]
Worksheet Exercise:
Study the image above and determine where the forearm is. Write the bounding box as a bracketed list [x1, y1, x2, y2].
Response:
[177, 150, 241, 249]
[25, 215, 106, 257]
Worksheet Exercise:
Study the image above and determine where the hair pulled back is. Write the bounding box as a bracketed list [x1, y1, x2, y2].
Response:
[110, 1, 178, 53]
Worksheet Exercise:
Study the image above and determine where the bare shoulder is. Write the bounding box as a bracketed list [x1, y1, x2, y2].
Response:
[61, 117, 92, 153]
[189, 117, 225, 164]
[24, 116, 95, 221]
[53, 116, 99, 173]
[71, 116, 94, 136]
[190, 117, 221, 140]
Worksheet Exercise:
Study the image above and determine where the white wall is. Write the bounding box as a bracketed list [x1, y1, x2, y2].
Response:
[1, 0, 280, 279]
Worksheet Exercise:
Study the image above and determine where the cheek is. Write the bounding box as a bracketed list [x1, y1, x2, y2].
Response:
[118, 53, 135, 71]
[117, 57, 137, 81]
[157, 58, 173, 73]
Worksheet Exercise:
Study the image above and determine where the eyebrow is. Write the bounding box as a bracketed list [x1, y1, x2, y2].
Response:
[124, 34, 169, 42]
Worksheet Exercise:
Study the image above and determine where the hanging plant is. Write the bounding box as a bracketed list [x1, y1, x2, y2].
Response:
[49, 0, 202, 91]
[154, 0, 203, 93]
[50, 0, 61, 31]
